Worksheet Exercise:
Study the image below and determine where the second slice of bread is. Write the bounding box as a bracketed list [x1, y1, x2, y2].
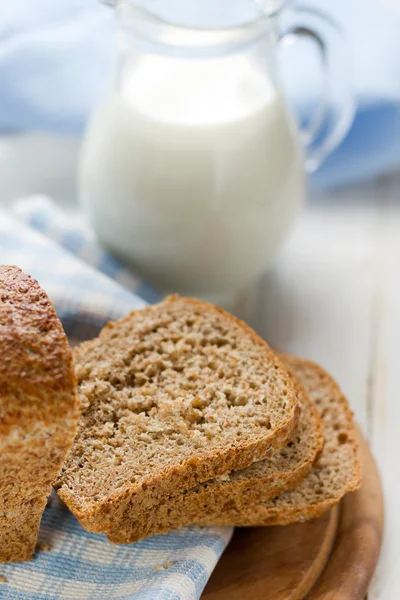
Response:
[54, 296, 300, 533]
[196, 355, 361, 527]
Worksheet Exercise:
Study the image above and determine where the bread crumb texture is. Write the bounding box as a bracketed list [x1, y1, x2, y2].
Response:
[55, 296, 299, 532]
[199, 355, 361, 527]
[106, 368, 323, 543]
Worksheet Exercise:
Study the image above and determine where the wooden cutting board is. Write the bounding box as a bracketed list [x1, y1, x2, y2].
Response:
[203, 431, 383, 600]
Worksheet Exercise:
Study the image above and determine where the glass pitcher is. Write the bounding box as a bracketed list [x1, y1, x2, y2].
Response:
[80, 0, 353, 304]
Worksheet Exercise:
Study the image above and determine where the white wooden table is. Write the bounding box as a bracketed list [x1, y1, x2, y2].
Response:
[0, 135, 398, 599]
[233, 174, 400, 600]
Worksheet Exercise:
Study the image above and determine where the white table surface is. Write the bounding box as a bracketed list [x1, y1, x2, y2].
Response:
[234, 174, 400, 600]
[1, 133, 399, 599]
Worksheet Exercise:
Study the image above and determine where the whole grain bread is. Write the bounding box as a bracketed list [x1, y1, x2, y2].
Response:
[54, 296, 300, 533]
[106, 370, 323, 543]
[197, 355, 361, 527]
[0, 266, 79, 563]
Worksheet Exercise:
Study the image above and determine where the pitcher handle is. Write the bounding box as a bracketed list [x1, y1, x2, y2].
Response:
[279, 6, 355, 173]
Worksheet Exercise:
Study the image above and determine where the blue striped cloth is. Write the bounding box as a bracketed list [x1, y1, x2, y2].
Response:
[0, 198, 233, 600]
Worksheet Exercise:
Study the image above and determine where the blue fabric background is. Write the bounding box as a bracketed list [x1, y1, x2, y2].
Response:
[0, 0, 400, 188]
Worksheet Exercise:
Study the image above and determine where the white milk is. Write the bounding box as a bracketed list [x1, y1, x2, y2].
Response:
[80, 54, 305, 299]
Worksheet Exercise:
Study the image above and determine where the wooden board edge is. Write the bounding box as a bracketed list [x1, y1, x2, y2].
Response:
[308, 430, 384, 598]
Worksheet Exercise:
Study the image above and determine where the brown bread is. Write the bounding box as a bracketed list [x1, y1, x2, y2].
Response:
[197, 355, 361, 527]
[106, 372, 323, 543]
[0, 266, 79, 563]
[54, 296, 300, 533]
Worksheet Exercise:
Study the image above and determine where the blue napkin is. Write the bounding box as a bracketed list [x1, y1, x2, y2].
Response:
[0, 200, 233, 600]
[12, 195, 161, 306]
[1, 0, 400, 189]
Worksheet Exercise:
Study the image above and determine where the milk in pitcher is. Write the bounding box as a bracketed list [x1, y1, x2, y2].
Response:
[80, 52, 305, 299]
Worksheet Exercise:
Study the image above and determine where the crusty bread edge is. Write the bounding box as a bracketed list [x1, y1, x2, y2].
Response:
[0, 266, 80, 563]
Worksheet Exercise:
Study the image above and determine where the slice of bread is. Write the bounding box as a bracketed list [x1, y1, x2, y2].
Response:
[106, 370, 323, 543]
[197, 355, 361, 527]
[54, 296, 300, 533]
[0, 266, 79, 563]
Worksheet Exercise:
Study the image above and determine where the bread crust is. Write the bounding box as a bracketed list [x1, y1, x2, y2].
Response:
[0, 266, 79, 563]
